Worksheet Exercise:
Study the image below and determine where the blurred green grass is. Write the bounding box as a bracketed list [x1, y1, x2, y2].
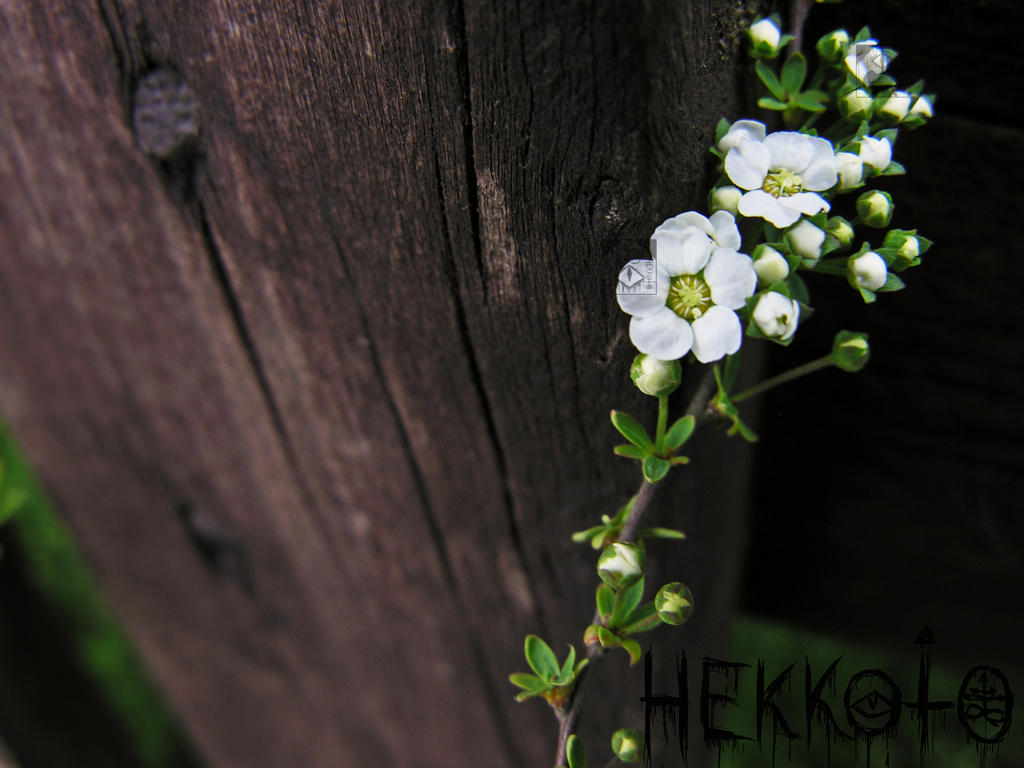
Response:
[0, 426, 202, 768]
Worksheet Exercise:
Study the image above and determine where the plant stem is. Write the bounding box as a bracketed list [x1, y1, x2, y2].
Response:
[551, 367, 716, 767]
[655, 396, 668, 451]
[789, 0, 814, 55]
[730, 354, 833, 403]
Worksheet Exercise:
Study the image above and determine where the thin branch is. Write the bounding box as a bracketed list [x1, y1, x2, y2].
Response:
[789, 0, 814, 55]
[551, 366, 716, 767]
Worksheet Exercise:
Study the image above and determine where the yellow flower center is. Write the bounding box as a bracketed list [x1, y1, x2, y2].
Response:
[762, 169, 803, 198]
[667, 275, 712, 321]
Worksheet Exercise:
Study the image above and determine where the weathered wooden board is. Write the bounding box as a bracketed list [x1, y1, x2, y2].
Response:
[0, 1, 760, 765]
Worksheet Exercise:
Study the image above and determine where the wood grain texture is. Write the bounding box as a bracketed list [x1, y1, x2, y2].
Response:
[0, 1, 759, 765]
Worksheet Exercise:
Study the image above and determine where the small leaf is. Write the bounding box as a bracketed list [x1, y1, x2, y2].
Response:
[515, 688, 546, 702]
[669, 456, 690, 465]
[621, 638, 644, 665]
[571, 525, 605, 544]
[636, 526, 686, 541]
[509, 672, 546, 691]
[714, 117, 732, 143]
[622, 602, 662, 636]
[877, 161, 906, 176]
[524, 635, 560, 680]
[722, 354, 742, 391]
[610, 411, 653, 452]
[642, 455, 670, 483]
[780, 53, 807, 95]
[757, 96, 788, 111]
[610, 577, 645, 629]
[857, 285, 878, 303]
[613, 444, 647, 460]
[755, 61, 785, 100]
[596, 583, 616, 621]
[567, 734, 587, 768]
[792, 94, 827, 112]
[878, 273, 906, 292]
[597, 626, 620, 648]
[663, 415, 695, 451]
[558, 645, 577, 683]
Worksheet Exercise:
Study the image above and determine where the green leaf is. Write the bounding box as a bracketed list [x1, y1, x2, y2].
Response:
[878, 273, 906, 292]
[642, 455, 670, 483]
[622, 603, 662, 636]
[596, 583, 616, 621]
[597, 626, 620, 648]
[610, 578, 645, 629]
[714, 117, 732, 144]
[613, 444, 647, 460]
[524, 635, 559, 681]
[610, 411, 653, 452]
[635, 526, 686, 541]
[557, 645, 577, 684]
[663, 415, 695, 452]
[780, 53, 807, 95]
[757, 96, 788, 111]
[620, 638, 644, 665]
[857, 285, 877, 303]
[722, 354, 742, 391]
[756, 61, 785, 100]
[792, 94, 827, 112]
[571, 525, 605, 544]
[567, 734, 586, 768]
[515, 688, 546, 702]
[509, 672, 546, 691]
[877, 161, 906, 176]
[872, 73, 897, 87]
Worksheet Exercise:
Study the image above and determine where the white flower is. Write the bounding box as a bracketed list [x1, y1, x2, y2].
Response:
[858, 136, 892, 172]
[748, 18, 782, 58]
[835, 151, 864, 190]
[845, 40, 889, 85]
[718, 119, 766, 153]
[878, 90, 911, 123]
[849, 251, 887, 290]
[724, 126, 838, 228]
[753, 292, 800, 340]
[598, 543, 643, 587]
[709, 185, 743, 215]
[786, 219, 826, 262]
[617, 211, 756, 363]
[753, 245, 789, 285]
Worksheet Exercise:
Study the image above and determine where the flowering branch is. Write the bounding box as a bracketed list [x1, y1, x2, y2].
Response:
[510, 5, 934, 767]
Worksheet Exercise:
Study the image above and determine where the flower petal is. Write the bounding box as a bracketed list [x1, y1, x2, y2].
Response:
[799, 137, 839, 190]
[708, 210, 742, 250]
[652, 227, 712, 276]
[629, 308, 694, 360]
[616, 260, 670, 317]
[738, 189, 801, 227]
[725, 140, 770, 190]
[690, 306, 742, 363]
[764, 132, 814, 172]
[783, 192, 830, 216]
[704, 248, 756, 309]
[655, 211, 713, 238]
[718, 120, 766, 153]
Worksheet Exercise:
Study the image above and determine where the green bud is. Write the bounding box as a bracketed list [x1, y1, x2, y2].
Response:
[629, 354, 682, 397]
[654, 582, 695, 626]
[598, 543, 645, 589]
[748, 17, 782, 59]
[832, 331, 871, 372]
[709, 185, 743, 215]
[752, 244, 789, 285]
[856, 190, 894, 228]
[612, 729, 644, 763]
[825, 216, 855, 249]
[883, 229, 927, 265]
[838, 88, 873, 122]
[815, 29, 850, 63]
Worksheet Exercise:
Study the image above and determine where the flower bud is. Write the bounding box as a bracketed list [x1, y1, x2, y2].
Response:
[752, 244, 789, 285]
[859, 136, 892, 172]
[825, 216, 855, 249]
[709, 185, 743, 215]
[832, 330, 871, 372]
[877, 90, 912, 123]
[839, 88, 874, 122]
[856, 190, 894, 228]
[752, 291, 799, 341]
[785, 219, 826, 263]
[598, 543, 644, 589]
[885, 231, 920, 265]
[845, 40, 889, 85]
[654, 582, 695, 626]
[909, 95, 933, 119]
[611, 729, 644, 764]
[835, 151, 864, 191]
[748, 17, 782, 59]
[816, 29, 850, 63]
[629, 354, 682, 397]
[849, 251, 888, 290]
